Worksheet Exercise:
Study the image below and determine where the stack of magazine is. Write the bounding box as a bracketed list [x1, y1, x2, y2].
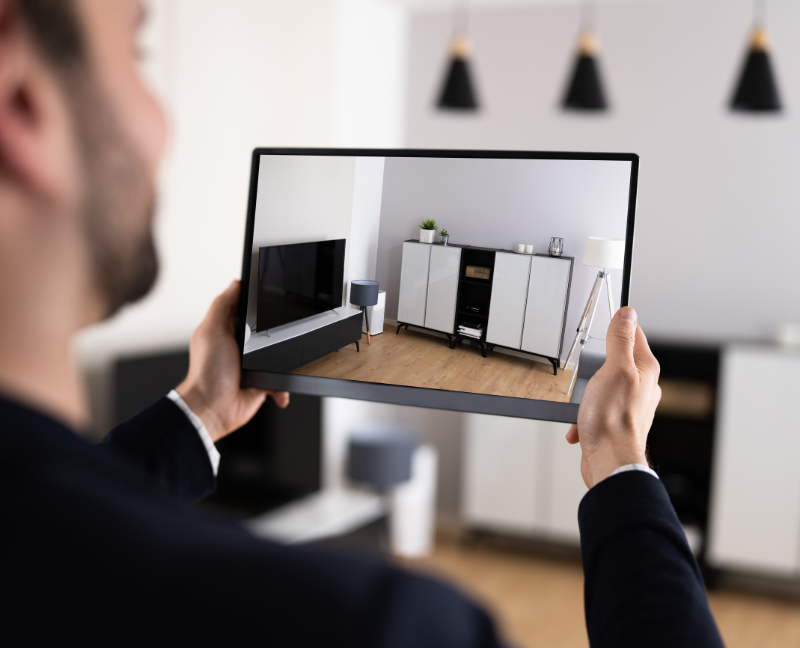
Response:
[458, 320, 484, 340]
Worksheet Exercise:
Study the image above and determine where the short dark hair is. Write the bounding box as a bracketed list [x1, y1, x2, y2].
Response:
[18, 0, 85, 67]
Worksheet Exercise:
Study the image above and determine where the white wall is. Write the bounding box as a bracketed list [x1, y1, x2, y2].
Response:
[247, 155, 357, 327]
[346, 157, 387, 306]
[375, 156, 631, 358]
[407, 0, 800, 343]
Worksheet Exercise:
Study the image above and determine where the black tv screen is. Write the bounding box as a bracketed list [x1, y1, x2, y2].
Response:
[256, 239, 346, 332]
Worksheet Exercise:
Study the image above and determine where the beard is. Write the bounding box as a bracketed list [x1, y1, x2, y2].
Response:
[69, 76, 159, 320]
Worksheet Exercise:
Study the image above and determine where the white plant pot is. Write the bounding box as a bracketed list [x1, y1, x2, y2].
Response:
[419, 229, 436, 244]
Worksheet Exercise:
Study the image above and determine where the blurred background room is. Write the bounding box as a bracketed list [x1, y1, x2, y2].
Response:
[77, 1, 800, 646]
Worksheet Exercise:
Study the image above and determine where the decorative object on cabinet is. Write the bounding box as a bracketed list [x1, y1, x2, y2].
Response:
[564, 237, 625, 395]
[562, 0, 608, 111]
[419, 218, 438, 244]
[350, 280, 380, 344]
[465, 265, 491, 280]
[517, 244, 525, 253]
[549, 237, 564, 257]
[730, 1, 782, 113]
[525, 244, 534, 254]
[440, 229, 450, 246]
[436, 0, 479, 111]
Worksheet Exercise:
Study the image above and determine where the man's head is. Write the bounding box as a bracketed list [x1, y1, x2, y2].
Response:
[0, 0, 166, 326]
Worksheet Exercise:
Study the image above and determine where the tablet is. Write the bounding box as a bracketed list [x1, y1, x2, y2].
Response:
[237, 149, 638, 424]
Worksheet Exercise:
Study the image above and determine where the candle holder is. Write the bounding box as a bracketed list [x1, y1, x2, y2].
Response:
[549, 237, 564, 257]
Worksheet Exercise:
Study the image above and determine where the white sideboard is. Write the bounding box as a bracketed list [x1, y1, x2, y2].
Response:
[487, 252, 532, 349]
[397, 241, 573, 368]
[425, 245, 462, 333]
[521, 256, 572, 360]
[462, 414, 586, 543]
[707, 346, 800, 577]
[397, 242, 431, 327]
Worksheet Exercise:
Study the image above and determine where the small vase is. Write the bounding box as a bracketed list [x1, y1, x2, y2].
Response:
[419, 229, 436, 244]
[441, 235, 449, 246]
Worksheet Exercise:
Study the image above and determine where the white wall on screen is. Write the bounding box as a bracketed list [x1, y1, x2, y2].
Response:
[375, 156, 630, 359]
[347, 157, 387, 306]
[246, 155, 357, 327]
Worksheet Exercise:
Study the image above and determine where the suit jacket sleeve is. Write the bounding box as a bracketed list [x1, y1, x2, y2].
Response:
[97, 397, 215, 505]
[578, 471, 725, 648]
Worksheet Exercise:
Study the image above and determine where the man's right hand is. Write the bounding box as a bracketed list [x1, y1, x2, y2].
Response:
[566, 307, 662, 488]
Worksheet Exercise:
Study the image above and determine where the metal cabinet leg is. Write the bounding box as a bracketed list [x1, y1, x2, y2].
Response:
[355, 341, 360, 352]
[396, 323, 402, 335]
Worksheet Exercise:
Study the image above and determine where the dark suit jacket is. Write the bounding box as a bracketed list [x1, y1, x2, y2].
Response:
[0, 394, 724, 647]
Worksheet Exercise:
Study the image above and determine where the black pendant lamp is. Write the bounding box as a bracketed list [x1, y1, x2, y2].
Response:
[562, 1, 608, 111]
[730, 2, 782, 112]
[437, 2, 478, 111]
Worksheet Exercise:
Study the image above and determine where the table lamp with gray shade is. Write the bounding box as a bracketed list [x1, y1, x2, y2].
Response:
[350, 280, 379, 344]
[565, 237, 625, 396]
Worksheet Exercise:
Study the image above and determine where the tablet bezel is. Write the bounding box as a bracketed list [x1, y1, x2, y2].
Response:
[237, 148, 639, 424]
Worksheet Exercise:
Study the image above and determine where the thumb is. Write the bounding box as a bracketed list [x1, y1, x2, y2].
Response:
[206, 280, 240, 329]
[605, 307, 638, 369]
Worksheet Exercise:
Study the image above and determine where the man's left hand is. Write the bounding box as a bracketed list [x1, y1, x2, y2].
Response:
[177, 280, 289, 442]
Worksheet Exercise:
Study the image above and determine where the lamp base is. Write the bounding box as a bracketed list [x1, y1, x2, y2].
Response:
[565, 270, 615, 395]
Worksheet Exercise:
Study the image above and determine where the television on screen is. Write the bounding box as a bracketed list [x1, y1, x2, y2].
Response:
[256, 239, 346, 332]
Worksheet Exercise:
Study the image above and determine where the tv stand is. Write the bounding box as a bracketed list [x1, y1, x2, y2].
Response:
[243, 307, 363, 374]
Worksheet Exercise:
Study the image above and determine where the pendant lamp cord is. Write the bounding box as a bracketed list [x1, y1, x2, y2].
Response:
[754, 0, 767, 26]
[580, 0, 597, 33]
[452, 0, 469, 36]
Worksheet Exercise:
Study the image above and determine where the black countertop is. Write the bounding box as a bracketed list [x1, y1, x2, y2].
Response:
[403, 239, 574, 260]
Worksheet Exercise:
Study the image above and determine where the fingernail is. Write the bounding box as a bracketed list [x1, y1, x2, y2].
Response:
[229, 280, 238, 289]
[619, 307, 636, 322]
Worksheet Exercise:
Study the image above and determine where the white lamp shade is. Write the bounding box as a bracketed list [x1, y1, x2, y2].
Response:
[582, 237, 625, 269]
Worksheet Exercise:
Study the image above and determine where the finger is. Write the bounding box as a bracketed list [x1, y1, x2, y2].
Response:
[566, 424, 579, 444]
[632, 324, 660, 383]
[605, 307, 638, 371]
[268, 391, 290, 408]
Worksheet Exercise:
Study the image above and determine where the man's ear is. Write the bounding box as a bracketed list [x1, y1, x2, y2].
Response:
[0, 0, 73, 198]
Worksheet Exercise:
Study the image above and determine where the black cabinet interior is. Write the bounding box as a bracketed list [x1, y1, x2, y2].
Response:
[455, 247, 496, 343]
[647, 341, 720, 570]
[114, 349, 321, 518]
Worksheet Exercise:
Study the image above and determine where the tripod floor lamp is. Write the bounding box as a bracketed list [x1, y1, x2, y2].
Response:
[565, 237, 625, 396]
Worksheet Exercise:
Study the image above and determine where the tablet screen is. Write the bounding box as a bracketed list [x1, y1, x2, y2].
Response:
[238, 150, 638, 423]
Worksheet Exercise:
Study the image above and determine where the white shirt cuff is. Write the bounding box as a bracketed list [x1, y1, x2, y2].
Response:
[611, 463, 659, 480]
[167, 389, 220, 476]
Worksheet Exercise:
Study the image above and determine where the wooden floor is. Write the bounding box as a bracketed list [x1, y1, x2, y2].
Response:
[406, 534, 800, 648]
[292, 323, 574, 403]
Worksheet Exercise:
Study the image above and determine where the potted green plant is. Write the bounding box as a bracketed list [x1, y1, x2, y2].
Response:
[419, 218, 438, 244]
[440, 229, 450, 246]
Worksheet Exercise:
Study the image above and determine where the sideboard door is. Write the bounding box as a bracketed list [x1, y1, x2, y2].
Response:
[521, 256, 571, 360]
[425, 245, 462, 333]
[397, 242, 432, 327]
[487, 252, 532, 349]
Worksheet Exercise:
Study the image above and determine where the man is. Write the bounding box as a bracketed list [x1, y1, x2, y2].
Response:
[0, 1, 724, 646]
